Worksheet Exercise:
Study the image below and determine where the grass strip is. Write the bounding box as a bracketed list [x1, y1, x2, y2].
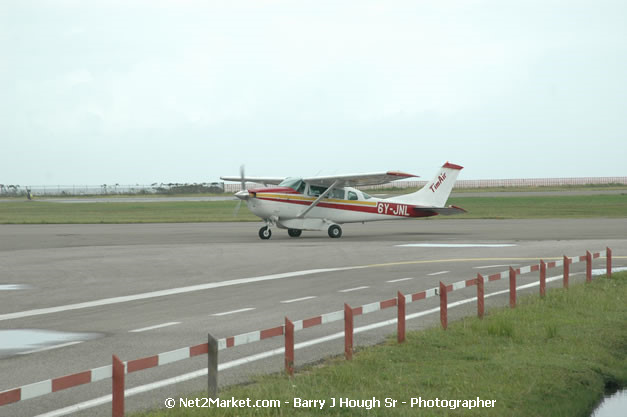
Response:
[0, 194, 625, 223]
[133, 272, 627, 417]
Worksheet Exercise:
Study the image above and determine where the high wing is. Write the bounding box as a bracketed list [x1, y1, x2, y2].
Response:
[219, 176, 284, 185]
[303, 171, 418, 188]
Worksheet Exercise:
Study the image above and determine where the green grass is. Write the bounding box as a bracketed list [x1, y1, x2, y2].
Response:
[0, 194, 625, 223]
[132, 272, 627, 417]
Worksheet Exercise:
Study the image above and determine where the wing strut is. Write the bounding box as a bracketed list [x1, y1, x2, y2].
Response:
[297, 180, 339, 218]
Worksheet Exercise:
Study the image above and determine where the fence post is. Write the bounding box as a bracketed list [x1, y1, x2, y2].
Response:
[607, 247, 612, 278]
[586, 251, 592, 282]
[285, 318, 294, 376]
[540, 260, 546, 297]
[439, 282, 447, 330]
[563, 256, 569, 289]
[477, 274, 484, 319]
[207, 333, 218, 398]
[344, 304, 353, 360]
[397, 291, 406, 343]
[509, 267, 516, 308]
[112, 355, 124, 417]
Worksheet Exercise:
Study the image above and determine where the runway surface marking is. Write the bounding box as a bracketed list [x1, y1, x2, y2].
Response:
[396, 243, 518, 248]
[129, 322, 181, 333]
[427, 271, 450, 276]
[338, 286, 370, 293]
[212, 308, 255, 317]
[385, 277, 414, 283]
[280, 296, 317, 304]
[474, 264, 520, 269]
[36, 270, 588, 417]
[0, 257, 576, 322]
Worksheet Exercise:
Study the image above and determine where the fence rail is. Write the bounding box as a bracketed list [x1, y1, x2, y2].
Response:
[0, 248, 615, 417]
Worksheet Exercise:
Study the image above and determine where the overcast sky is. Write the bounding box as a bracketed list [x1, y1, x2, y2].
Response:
[1, 0, 626, 185]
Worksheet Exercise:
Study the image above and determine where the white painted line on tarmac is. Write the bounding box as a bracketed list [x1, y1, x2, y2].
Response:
[427, 271, 450, 276]
[1, 257, 563, 322]
[129, 322, 181, 333]
[0, 267, 361, 322]
[473, 264, 520, 269]
[280, 296, 317, 304]
[386, 277, 414, 283]
[212, 308, 255, 317]
[19, 341, 83, 356]
[338, 286, 370, 293]
[397, 243, 517, 248]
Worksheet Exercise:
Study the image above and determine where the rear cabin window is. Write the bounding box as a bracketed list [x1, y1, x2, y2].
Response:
[362, 192, 373, 199]
[330, 189, 345, 199]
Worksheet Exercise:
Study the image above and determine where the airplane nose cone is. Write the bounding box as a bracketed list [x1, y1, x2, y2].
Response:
[235, 190, 249, 200]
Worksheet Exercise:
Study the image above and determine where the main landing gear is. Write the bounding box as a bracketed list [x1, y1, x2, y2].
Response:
[328, 224, 342, 238]
[288, 228, 302, 238]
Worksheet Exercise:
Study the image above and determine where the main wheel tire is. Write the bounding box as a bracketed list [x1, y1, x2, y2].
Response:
[328, 224, 342, 238]
[259, 226, 272, 240]
[287, 228, 302, 238]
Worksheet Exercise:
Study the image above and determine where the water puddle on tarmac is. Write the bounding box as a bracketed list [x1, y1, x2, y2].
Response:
[0, 284, 31, 290]
[591, 389, 627, 417]
[0, 329, 99, 358]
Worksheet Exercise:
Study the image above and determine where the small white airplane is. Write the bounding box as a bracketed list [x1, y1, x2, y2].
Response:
[221, 162, 465, 239]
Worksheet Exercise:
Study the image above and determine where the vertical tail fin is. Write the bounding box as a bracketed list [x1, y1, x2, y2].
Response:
[389, 162, 463, 207]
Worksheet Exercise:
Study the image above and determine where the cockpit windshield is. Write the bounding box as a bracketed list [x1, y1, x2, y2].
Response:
[279, 177, 304, 192]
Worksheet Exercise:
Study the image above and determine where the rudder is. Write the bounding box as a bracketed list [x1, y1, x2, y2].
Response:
[388, 162, 463, 207]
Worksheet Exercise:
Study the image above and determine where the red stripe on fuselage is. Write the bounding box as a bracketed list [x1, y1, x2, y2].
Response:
[255, 196, 437, 218]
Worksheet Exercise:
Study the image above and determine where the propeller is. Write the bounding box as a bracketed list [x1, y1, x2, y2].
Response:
[233, 164, 247, 216]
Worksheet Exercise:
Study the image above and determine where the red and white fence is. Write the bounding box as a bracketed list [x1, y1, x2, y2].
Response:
[0, 248, 615, 416]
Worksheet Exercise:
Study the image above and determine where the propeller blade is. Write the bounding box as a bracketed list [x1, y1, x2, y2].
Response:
[239, 164, 246, 192]
[233, 199, 242, 217]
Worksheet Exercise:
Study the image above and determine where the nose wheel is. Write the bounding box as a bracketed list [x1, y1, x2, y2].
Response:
[288, 228, 302, 238]
[259, 226, 272, 240]
[328, 224, 342, 238]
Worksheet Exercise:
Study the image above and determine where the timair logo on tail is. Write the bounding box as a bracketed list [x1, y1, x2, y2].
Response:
[429, 172, 446, 192]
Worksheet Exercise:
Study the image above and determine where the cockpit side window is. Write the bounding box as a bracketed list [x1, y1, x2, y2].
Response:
[278, 177, 304, 192]
[309, 185, 327, 197]
[362, 191, 373, 200]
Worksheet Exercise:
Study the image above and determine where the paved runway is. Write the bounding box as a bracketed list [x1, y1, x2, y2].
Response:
[1, 219, 626, 416]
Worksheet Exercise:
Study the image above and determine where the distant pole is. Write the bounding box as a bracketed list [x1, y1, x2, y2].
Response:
[344, 304, 353, 360]
[540, 260, 546, 297]
[207, 333, 218, 398]
[607, 247, 612, 278]
[439, 282, 448, 330]
[477, 274, 484, 319]
[112, 355, 125, 417]
[509, 267, 516, 308]
[586, 251, 592, 282]
[284, 318, 294, 376]
[397, 291, 406, 343]
[563, 256, 569, 289]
